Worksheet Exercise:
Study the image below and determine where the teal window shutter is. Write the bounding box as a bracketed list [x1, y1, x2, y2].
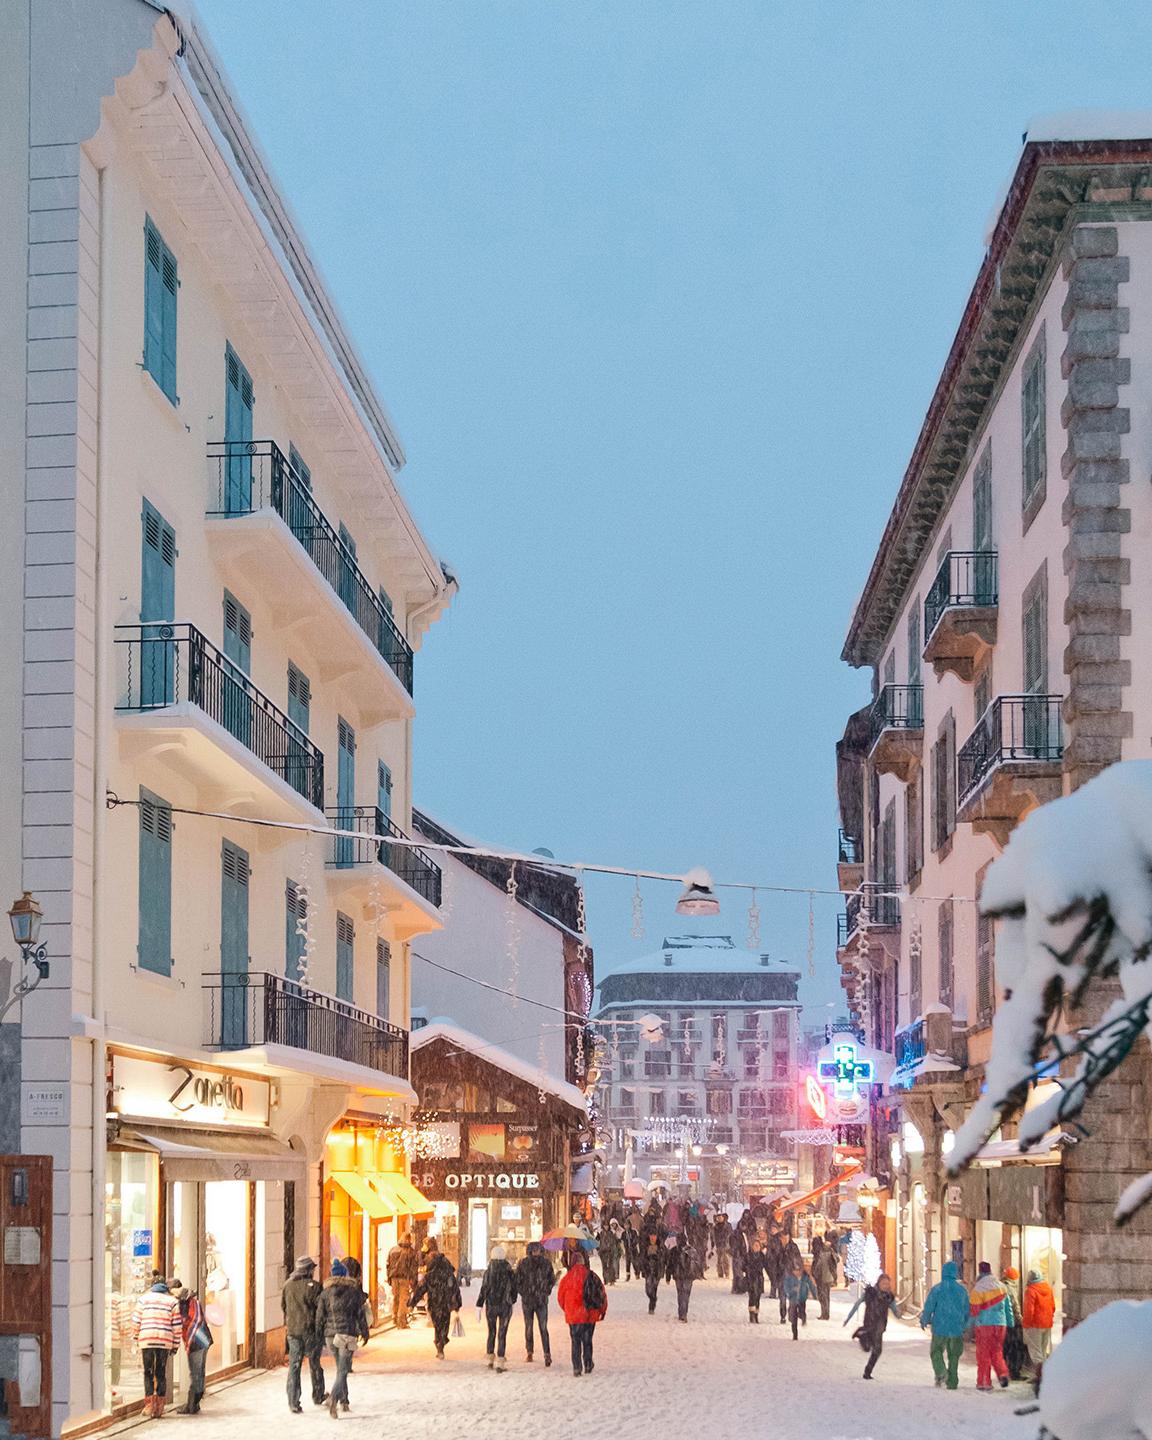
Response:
[143, 218, 178, 403]
[336, 912, 354, 1002]
[160, 245, 178, 401]
[138, 787, 173, 976]
[287, 662, 310, 734]
[376, 937, 391, 1020]
[220, 840, 251, 1046]
[377, 761, 392, 821]
[288, 444, 311, 490]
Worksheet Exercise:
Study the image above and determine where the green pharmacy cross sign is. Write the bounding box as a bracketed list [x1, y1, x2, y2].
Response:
[818, 1041, 874, 1099]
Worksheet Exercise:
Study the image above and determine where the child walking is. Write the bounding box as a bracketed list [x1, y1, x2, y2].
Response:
[782, 1262, 818, 1340]
[844, 1272, 899, 1378]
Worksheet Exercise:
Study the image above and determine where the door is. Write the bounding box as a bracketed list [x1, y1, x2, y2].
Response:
[338, 522, 359, 615]
[222, 592, 253, 750]
[220, 840, 251, 1046]
[224, 345, 254, 512]
[140, 501, 176, 706]
[335, 718, 356, 866]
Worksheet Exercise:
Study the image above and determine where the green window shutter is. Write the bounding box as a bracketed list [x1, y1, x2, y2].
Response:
[377, 761, 392, 821]
[287, 662, 311, 734]
[144, 220, 164, 385]
[973, 448, 992, 551]
[160, 245, 178, 402]
[1023, 577, 1048, 695]
[288, 444, 311, 490]
[1022, 339, 1046, 505]
[336, 912, 355, 1002]
[138, 787, 173, 976]
[376, 937, 391, 1020]
[907, 601, 921, 687]
[223, 591, 252, 673]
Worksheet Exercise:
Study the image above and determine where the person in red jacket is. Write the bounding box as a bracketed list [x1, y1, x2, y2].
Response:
[556, 1252, 606, 1377]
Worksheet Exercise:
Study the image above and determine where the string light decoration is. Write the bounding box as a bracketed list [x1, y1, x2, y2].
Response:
[630, 876, 645, 941]
[504, 860, 521, 999]
[807, 892, 816, 978]
[375, 1112, 456, 1161]
[746, 888, 761, 951]
[294, 834, 317, 986]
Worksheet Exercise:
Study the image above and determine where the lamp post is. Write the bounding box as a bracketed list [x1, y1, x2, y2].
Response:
[0, 892, 50, 1024]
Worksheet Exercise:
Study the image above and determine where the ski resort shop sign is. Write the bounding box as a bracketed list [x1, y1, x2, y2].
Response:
[417, 1169, 542, 1195]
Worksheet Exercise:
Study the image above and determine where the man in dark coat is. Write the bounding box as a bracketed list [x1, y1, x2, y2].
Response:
[476, 1244, 518, 1371]
[385, 1234, 419, 1329]
[410, 1240, 463, 1359]
[731, 1214, 752, 1295]
[765, 1226, 785, 1302]
[515, 1241, 555, 1365]
[812, 1245, 838, 1320]
[639, 1209, 666, 1314]
[282, 1255, 325, 1412]
[314, 1261, 369, 1419]
[712, 1214, 733, 1280]
[599, 1223, 623, 1285]
[744, 1239, 766, 1322]
[671, 1236, 696, 1322]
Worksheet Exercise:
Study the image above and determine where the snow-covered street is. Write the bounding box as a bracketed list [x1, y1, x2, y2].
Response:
[107, 1278, 1036, 1440]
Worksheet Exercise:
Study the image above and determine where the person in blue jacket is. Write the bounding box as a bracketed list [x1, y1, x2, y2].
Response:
[781, 1262, 818, 1341]
[920, 1261, 970, 1390]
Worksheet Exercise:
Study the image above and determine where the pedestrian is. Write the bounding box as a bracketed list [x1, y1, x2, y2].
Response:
[730, 1213, 751, 1295]
[671, 1236, 696, 1322]
[557, 1249, 607, 1377]
[713, 1213, 732, 1280]
[744, 1239, 766, 1323]
[920, 1260, 969, 1391]
[386, 1233, 418, 1329]
[640, 1206, 666, 1314]
[1022, 1269, 1055, 1375]
[600, 1222, 622, 1285]
[174, 1284, 213, 1415]
[623, 1214, 639, 1281]
[515, 1240, 555, 1366]
[844, 1272, 899, 1379]
[765, 1225, 785, 1303]
[1001, 1267, 1028, 1380]
[282, 1255, 326, 1413]
[477, 1243, 518, 1372]
[812, 1244, 837, 1320]
[969, 1261, 1011, 1391]
[132, 1275, 183, 1419]
[782, 1262, 817, 1340]
[410, 1239, 463, 1360]
[315, 1259, 369, 1418]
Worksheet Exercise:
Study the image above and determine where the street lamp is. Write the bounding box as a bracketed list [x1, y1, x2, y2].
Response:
[0, 892, 50, 1023]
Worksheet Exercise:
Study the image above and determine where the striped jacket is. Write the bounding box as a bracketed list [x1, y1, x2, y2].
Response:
[133, 1285, 183, 1350]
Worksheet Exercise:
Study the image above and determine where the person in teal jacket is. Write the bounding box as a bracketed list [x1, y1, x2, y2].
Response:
[920, 1261, 969, 1390]
[781, 1263, 818, 1341]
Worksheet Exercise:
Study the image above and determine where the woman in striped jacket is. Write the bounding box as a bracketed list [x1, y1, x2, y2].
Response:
[132, 1279, 183, 1418]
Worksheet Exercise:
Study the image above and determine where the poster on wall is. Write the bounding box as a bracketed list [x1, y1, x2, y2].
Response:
[505, 1124, 538, 1158]
[467, 1124, 506, 1161]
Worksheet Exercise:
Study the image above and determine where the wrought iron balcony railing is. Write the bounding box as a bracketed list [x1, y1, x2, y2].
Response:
[115, 622, 324, 809]
[838, 830, 861, 864]
[845, 882, 901, 935]
[924, 550, 999, 639]
[326, 805, 443, 908]
[207, 440, 414, 695]
[957, 694, 1064, 808]
[869, 684, 923, 747]
[837, 912, 851, 948]
[204, 970, 409, 1076]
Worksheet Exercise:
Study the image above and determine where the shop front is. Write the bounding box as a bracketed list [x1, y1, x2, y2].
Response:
[415, 1163, 548, 1273]
[105, 1049, 304, 1415]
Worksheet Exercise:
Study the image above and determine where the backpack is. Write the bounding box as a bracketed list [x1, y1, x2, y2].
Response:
[582, 1267, 606, 1315]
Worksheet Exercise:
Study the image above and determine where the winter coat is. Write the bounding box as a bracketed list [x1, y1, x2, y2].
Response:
[1003, 1282, 1022, 1327]
[516, 1251, 556, 1308]
[744, 1252, 766, 1298]
[315, 1277, 370, 1345]
[672, 1242, 696, 1283]
[782, 1239, 803, 1274]
[411, 1253, 462, 1316]
[1023, 1280, 1055, 1330]
[845, 1285, 898, 1348]
[640, 1219, 666, 1276]
[969, 1274, 1010, 1328]
[281, 1274, 323, 1339]
[920, 1262, 969, 1338]
[133, 1284, 183, 1351]
[812, 1250, 838, 1288]
[763, 1232, 784, 1279]
[477, 1258, 518, 1316]
[782, 1272, 817, 1306]
[178, 1293, 212, 1353]
[557, 1262, 606, 1325]
[386, 1243, 419, 1284]
[713, 1218, 732, 1253]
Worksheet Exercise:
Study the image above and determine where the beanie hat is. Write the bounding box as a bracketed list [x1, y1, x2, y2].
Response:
[491, 1244, 506, 1261]
[1003, 1266, 1019, 1281]
[331, 1259, 348, 1278]
[978, 1260, 992, 1275]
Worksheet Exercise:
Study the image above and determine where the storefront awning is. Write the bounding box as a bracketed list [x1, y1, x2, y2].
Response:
[118, 1127, 304, 1182]
[330, 1170, 435, 1221]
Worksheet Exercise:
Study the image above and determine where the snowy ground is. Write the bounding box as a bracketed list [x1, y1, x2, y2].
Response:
[106, 1278, 1038, 1440]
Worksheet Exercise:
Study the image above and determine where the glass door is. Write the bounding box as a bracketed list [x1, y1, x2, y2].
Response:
[203, 1181, 252, 1374]
[105, 1150, 160, 1411]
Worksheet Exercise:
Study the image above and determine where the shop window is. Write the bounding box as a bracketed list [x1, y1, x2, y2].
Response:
[204, 1181, 251, 1372]
[105, 1148, 160, 1410]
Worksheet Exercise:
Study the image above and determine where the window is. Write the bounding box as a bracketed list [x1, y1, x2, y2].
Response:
[977, 912, 995, 1023]
[677, 1091, 698, 1113]
[376, 937, 391, 1019]
[378, 762, 393, 821]
[143, 218, 178, 403]
[287, 663, 311, 735]
[648, 1090, 665, 1117]
[285, 880, 307, 981]
[772, 1010, 789, 1041]
[336, 911, 354, 1002]
[973, 446, 993, 551]
[909, 924, 922, 1021]
[1022, 566, 1049, 695]
[224, 346, 255, 512]
[706, 1089, 732, 1117]
[220, 840, 250, 1046]
[907, 602, 921, 688]
[138, 788, 173, 975]
[1022, 330, 1047, 512]
[742, 1048, 760, 1079]
[620, 1056, 635, 1080]
[618, 1087, 636, 1116]
[880, 799, 897, 904]
[932, 711, 956, 851]
[905, 773, 924, 882]
[288, 444, 311, 489]
[738, 1088, 767, 1117]
[938, 899, 954, 1010]
[767, 1088, 792, 1116]
[644, 1049, 671, 1079]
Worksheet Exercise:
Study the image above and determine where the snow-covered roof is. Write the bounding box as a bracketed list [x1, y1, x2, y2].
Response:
[971, 1129, 1077, 1165]
[1025, 110, 1152, 143]
[596, 934, 800, 982]
[410, 1021, 588, 1113]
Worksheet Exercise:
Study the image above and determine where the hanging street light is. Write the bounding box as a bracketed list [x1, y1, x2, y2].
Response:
[0, 892, 50, 1024]
[675, 866, 720, 917]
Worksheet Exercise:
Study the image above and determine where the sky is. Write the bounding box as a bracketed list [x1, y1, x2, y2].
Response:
[193, 0, 1152, 1021]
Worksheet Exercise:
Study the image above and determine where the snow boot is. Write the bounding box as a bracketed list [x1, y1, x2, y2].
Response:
[544, 1354, 552, 1367]
[999, 1377, 1009, 1389]
[487, 1355, 494, 1369]
[495, 1358, 506, 1373]
[526, 1351, 533, 1362]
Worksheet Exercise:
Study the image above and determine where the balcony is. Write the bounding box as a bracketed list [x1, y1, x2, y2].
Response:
[868, 684, 923, 782]
[838, 883, 900, 967]
[891, 1010, 967, 1089]
[115, 622, 324, 827]
[837, 828, 864, 892]
[205, 441, 414, 726]
[204, 971, 410, 1091]
[957, 695, 1064, 846]
[923, 551, 999, 681]
[326, 805, 443, 941]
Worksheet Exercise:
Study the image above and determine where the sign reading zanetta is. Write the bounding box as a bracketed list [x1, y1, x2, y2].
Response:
[110, 1052, 271, 1130]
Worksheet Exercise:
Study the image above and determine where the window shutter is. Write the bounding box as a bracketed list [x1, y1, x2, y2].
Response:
[160, 247, 178, 401]
[1022, 337, 1046, 504]
[287, 663, 311, 734]
[288, 444, 311, 490]
[1023, 573, 1048, 695]
[336, 912, 354, 1002]
[944, 712, 957, 838]
[907, 603, 921, 688]
[973, 448, 992, 551]
[144, 220, 164, 381]
[223, 591, 252, 673]
[138, 787, 173, 976]
[938, 900, 954, 1009]
[376, 937, 391, 1019]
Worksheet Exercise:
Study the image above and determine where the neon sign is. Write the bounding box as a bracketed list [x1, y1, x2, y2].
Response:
[804, 1075, 828, 1121]
[818, 1041, 874, 1099]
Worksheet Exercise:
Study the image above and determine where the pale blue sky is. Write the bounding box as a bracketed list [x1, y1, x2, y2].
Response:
[194, 0, 1152, 1016]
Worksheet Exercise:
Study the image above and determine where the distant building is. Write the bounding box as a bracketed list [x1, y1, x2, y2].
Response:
[595, 935, 800, 1196]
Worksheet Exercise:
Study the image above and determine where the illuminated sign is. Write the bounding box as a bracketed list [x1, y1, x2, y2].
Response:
[818, 1041, 874, 1099]
[804, 1075, 828, 1121]
[111, 1053, 271, 1130]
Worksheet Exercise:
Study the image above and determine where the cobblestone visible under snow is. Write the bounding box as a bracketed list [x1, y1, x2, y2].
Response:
[105, 1278, 1036, 1440]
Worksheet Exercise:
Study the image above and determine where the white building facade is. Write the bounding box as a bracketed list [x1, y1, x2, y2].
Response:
[0, 4, 454, 1433]
[836, 126, 1152, 1323]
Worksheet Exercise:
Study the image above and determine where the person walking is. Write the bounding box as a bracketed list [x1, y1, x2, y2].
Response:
[515, 1241, 555, 1366]
[1022, 1270, 1056, 1375]
[600, 1222, 622, 1286]
[812, 1245, 837, 1320]
[283, 1255, 326, 1412]
[671, 1236, 696, 1322]
[557, 1250, 607, 1377]
[622, 1215, 639, 1282]
[782, 1263, 818, 1340]
[743, 1238, 766, 1323]
[410, 1240, 463, 1360]
[477, 1244, 518, 1372]
[920, 1261, 969, 1390]
[315, 1259, 369, 1418]
[1001, 1267, 1028, 1380]
[713, 1214, 732, 1280]
[386, 1234, 418, 1329]
[640, 1207, 666, 1314]
[764, 1225, 785, 1304]
[174, 1285, 213, 1415]
[969, 1261, 1011, 1391]
[844, 1272, 899, 1379]
[132, 1276, 183, 1419]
